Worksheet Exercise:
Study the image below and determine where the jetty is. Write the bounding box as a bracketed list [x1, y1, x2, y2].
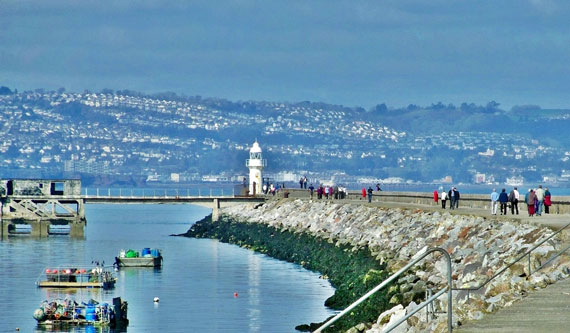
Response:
[0, 178, 264, 238]
[219, 191, 570, 332]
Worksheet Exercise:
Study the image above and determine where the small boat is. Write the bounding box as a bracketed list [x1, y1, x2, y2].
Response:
[115, 248, 163, 268]
[36, 263, 117, 289]
[33, 297, 128, 328]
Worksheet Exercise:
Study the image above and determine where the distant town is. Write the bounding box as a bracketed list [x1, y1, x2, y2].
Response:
[1, 86, 570, 187]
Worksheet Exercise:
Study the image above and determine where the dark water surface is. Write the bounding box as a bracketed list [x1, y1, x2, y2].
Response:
[0, 204, 335, 332]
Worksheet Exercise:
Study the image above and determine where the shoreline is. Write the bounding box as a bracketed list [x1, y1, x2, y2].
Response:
[181, 214, 398, 332]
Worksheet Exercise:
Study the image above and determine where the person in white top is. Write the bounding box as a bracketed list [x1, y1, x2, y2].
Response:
[535, 185, 545, 216]
[440, 190, 447, 209]
[490, 189, 499, 215]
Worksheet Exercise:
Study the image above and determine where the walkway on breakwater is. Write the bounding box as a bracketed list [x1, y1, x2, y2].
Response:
[347, 198, 570, 230]
[456, 277, 570, 333]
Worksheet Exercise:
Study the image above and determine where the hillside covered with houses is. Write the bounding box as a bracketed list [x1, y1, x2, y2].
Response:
[1, 86, 570, 187]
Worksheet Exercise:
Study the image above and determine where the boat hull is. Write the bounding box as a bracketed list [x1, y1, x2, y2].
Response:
[117, 256, 162, 267]
[37, 280, 115, 289]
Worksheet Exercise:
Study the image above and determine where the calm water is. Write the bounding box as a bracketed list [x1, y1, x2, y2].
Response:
[0, 204, 336, 332]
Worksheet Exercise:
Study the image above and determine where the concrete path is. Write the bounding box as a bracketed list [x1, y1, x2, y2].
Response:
[455, 277, 570, 333]
[347, 198, 570, 231]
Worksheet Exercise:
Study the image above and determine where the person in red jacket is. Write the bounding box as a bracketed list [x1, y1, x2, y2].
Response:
[433, 190, 438, 204]
[362, 188, 366, 199]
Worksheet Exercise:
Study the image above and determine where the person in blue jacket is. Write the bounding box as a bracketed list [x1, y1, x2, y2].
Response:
[499, 188, 509, 215]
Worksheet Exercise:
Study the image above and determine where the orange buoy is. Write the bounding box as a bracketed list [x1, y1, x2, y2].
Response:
[45, 269, 51, 274]
[233, 292, 238, 298]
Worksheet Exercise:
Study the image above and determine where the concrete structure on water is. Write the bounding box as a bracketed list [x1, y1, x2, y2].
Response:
[0, 179, 85, 237]
[0, 178, 267, 238]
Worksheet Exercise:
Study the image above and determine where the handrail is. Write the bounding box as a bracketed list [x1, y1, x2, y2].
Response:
[453, 221, 570, 298]
[314, 247, 452, 333]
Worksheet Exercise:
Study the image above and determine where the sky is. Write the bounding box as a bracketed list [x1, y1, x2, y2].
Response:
[2, 0, 570, 110]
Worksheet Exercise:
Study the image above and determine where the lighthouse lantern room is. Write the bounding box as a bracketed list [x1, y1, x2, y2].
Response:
[245, 141, 266, 195]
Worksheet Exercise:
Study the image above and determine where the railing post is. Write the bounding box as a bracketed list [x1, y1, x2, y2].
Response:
[199, 189, 201, 197]
[210, 189, 212, 197]
[528, 253, 532, 276]
[97, 188, 99, 197]
[108, 188, 110, 197]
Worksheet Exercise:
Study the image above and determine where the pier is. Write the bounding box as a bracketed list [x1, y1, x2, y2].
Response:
[0, 178, 264, 238]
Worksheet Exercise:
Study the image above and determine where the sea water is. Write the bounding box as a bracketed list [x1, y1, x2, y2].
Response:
[0, 204, 336, 332]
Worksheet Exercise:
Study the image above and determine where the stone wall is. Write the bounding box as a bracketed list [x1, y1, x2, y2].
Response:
[281, 188, 570, 214]
[221, 199, 570, 332]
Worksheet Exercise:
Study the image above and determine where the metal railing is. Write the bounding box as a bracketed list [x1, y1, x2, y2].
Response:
[314, 247, 453, 333]
[453, 221, 570, 299]
[83, 187, 236, 198]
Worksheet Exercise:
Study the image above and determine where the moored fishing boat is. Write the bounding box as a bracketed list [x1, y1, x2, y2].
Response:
[115, 248, 163, 268]
[36, 262, 117, 289]
[33, 297, 128, 328]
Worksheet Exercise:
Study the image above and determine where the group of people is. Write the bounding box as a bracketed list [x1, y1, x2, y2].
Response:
[299, 176, 308, 189]
[262, 182, 287, 196]
[523, 185, 552, 216]
[490, 188, 517, 215]
[309, 184, 347, 200]
[490, 185, 552, 216]
[437, 187, 460, 209]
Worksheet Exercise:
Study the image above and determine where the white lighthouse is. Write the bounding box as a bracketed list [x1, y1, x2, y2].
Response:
[246, 141, 266, 195]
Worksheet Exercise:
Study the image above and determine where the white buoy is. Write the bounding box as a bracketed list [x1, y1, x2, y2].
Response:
[153, 297, 160, 303]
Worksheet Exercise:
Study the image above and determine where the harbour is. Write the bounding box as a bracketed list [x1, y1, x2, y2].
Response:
[0, 203, 336, 332]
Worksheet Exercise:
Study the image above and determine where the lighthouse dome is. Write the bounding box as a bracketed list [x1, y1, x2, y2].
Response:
[249, 141, 262, 153]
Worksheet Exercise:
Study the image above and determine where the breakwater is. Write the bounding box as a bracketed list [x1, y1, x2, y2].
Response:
[189, 199, 570, 332]
[184, 214, 397, 332]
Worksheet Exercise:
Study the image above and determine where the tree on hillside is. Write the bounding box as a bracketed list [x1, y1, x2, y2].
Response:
[0, 86, 13, 95]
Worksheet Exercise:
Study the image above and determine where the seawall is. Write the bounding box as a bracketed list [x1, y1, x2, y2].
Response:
[284, 189, 570, 215]
[219, 198, 570, 332]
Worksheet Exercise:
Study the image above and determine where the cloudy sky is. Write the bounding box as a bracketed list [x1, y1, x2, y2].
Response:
[1, 0, 569, 109]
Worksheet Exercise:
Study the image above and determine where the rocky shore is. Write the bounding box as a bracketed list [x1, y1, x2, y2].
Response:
[199, 199, 570, 332]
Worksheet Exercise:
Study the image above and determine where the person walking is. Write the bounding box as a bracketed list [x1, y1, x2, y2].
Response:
[448, 187, 455, 210]
[433, 190, 439, 205]
[535, 185, 545, 216]
[454, 187, 460, 209]
[440, 190, 447, 209]
[499, 188, 509, 215]
[490, 188, 499, 215]
[525, 189, 536, 216]
[308, 184, 314, 199]
[544, 187, 552, 214]
[509, 187, 519, 215]
[367, 186, 373, 203]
